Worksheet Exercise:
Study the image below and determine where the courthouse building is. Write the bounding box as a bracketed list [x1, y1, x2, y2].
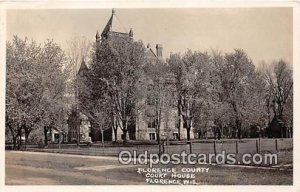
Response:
[69, 9, 193, 142]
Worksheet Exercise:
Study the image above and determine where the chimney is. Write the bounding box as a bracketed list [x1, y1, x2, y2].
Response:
[156, 44, 163, 58]
[95, 30, 100, 43]
[129, 28, 133, 39]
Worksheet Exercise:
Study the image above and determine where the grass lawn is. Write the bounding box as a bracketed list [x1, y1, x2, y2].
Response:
[6, 151, 292, 185]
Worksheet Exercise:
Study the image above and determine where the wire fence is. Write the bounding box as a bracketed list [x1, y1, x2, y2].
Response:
[15, 138, 293, 156]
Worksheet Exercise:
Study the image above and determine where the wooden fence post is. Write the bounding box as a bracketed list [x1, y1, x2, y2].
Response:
[258, 137, 261, 153]
[256, 139, 259, 153]
[213, 140, 217, 155]
[235, 140, 239, 154]
[275, 139, 278, 152]
[188, 141, 192, 154]
[101, 129, 104, 154]
[221, 140, 224, 152]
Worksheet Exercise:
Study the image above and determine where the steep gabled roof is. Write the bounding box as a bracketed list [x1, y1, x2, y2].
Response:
[101, 9, 128, 37]
[145, 47, 158, 59]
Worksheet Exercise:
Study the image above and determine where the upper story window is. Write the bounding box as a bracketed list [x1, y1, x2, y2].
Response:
[146, 96, 156, 106]
[149, 133, 156, 140]
[173, 133, 179, 140]
[148, 116, 156, 128]
[183, 119, 188, 128]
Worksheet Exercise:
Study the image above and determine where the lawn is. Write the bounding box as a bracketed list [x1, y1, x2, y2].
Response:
[6, 151, 292, 185]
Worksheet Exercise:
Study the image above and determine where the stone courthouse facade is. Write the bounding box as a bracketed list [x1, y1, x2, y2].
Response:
[74, 9, 193, 142]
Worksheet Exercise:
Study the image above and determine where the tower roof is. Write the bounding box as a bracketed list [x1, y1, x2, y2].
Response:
[78, 59, 88, 76]
[101, 9, 128, 37]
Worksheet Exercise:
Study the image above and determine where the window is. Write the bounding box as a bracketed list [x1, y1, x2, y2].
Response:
[149, 133, 156, 140]
[175, 121, 180, 129]
[183, 120, 188, 128]
[148, 116, 156, 128]
[173, 133, 179, 140]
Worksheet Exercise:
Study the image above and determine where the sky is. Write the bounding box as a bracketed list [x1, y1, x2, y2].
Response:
[6, 8, 293, 65]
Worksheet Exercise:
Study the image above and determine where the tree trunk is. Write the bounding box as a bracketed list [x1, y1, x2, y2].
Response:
[122, 129, 127, 143]
[101, 129, 104, 148]
[213, 127, 217, 140]
[157, 124, 161, 145]
[157, 117, 162, 156]
[186, 120, 191, 141]
[200, 127, 203, 139]
[24, 128, 31, 150]
[113, 127, 118, 142]
[235, 119, 242, 139]
[12, 135, 17, 150]
[24, 131, 29, 150]
[187, 127, 191, 141]
[111, 116, 118, 142]
[9, 126, 17, 150]
[76, 113, 80, 146]
[44, 127, 49, 147]
[122, 119, 129, 143]
[186, 118, 193, 141]
[177, 98, 181, 140]
[17, 129, 22, 150]
[18, 135, 21, 150]
[177, 117, 181, 141]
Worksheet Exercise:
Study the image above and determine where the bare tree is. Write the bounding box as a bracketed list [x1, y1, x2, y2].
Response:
[168, 53, 184, 140]
[142, 59, 175, 151]
[65, 36, 92, 145]
[266, 60, 293, 119]
[214, 49, 259, 139]
[169, 50, 212, 140]
[88, 37, 145, 142]
[264, 60, 293, 137]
